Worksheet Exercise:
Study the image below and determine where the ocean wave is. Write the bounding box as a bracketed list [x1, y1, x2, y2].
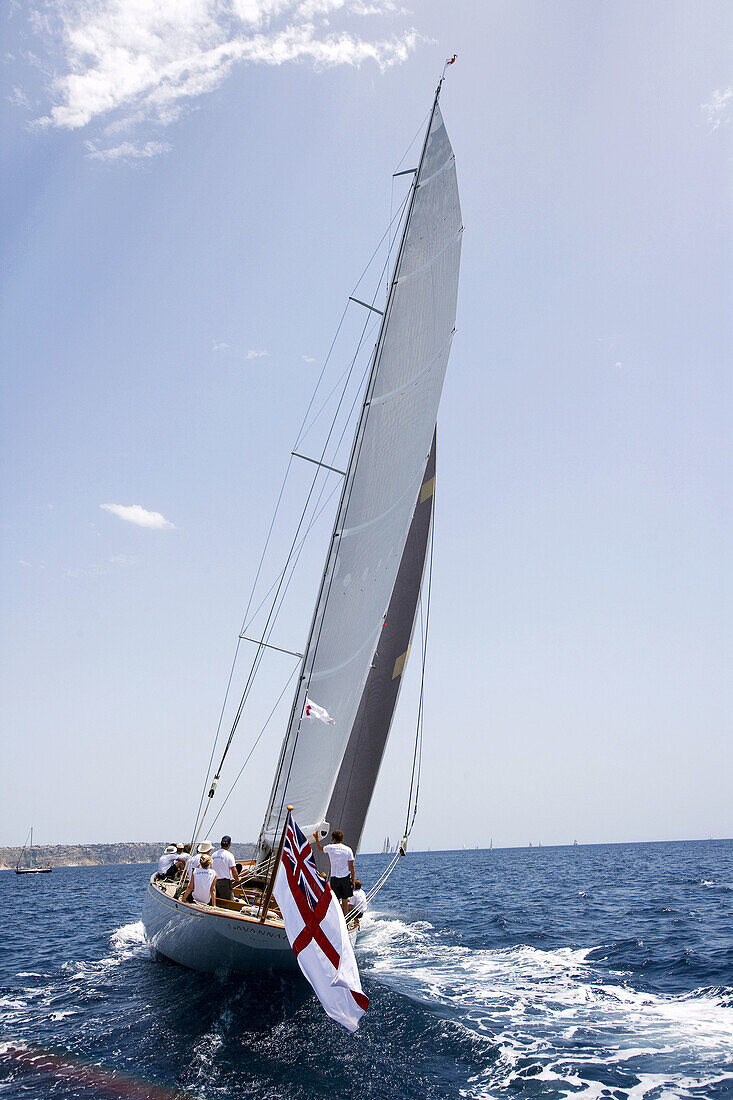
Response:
[60, 920, 149, 985]
[109, 920, 148, 960]
[360, 914, 733, 1097]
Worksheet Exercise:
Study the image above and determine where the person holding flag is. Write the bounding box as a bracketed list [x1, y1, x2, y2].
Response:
[312, 828, 355, 915]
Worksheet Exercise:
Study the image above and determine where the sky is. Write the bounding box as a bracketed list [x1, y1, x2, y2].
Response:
[1, 0, 730, 854]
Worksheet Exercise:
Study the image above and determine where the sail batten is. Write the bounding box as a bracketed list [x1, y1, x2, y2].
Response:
[260, 94, 461, 851]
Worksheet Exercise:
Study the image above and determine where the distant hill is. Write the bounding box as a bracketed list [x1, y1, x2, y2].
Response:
[0, 841, 256, 871]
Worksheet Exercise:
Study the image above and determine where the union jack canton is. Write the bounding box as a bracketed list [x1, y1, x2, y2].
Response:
[282, 816, 328, 914]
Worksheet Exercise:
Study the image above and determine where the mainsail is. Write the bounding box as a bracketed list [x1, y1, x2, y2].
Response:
[260, 90, 461, 852]
[325, 434, 436, 852]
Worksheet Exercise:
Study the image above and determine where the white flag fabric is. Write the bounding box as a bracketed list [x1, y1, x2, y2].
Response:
[304, 697, 335, 725]
[272, 813, 368, 1033]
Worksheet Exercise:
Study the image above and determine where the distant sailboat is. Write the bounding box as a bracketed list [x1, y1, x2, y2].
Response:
[382, 836, 391, 855]
[142, 75, 462, 975]
[15, 828, 52, 875]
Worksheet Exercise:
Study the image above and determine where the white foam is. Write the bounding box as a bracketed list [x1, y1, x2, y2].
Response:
[360, 915, 733, 1097]
[109, 920, 147, 959]
[181, 1007, 228, 1092]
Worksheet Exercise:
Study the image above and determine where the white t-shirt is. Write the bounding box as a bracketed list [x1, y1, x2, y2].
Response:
[348, 887, 367, 914]
[212, 848, 236, 880]
[324, 842, 354, 879]
[157, 851, 180, 874]
[192, 867, 216, 903]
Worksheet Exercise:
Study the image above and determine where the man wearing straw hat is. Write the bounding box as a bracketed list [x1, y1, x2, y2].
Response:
[185, 841, 213, 878]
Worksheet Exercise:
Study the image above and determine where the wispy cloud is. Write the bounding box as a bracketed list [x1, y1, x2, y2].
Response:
[702, 86, 732, 132]
[85, 139, 172, 162]
[212, 340, 230, 350]
[100, 503, 176, 529]
[246, 348, 269, 359]
[24, 1, 420, 159]
[302, 354, 317, 362]
[9, 85, 31, 110]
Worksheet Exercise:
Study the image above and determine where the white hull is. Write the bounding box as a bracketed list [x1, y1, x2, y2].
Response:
[142, 879, 297, 974]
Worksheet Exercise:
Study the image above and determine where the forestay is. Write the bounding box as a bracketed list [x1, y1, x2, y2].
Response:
[260, 99, 461, 851]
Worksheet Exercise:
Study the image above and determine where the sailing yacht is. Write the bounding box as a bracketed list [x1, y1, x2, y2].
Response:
[142, 78, 462, 974]
[15, 828, 52, 875]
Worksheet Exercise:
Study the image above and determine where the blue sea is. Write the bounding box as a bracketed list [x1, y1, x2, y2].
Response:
[1, 841, 732, 1099]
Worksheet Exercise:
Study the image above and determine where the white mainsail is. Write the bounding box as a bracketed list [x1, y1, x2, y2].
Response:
[260, 97, 462, 851]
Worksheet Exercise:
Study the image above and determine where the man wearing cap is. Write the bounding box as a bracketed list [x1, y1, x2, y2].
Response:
[211, 836, 240, 902]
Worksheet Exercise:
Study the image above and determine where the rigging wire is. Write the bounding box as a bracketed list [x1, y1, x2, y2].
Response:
[265, 92, 441, 854]
[382, 109, 429, 303]
[207, 659, 301, 838]
[361, 486, 436, 913]
[299, 191, 411, 449]
[404, 501, 435, 838]
[191, 250, 396, 850]
[192, 191, 413, 836]
[193, 338, 382, 849]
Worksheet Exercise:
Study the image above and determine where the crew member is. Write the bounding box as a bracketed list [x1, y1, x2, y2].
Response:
[346, 879, 367, 928]
[182, 854, 217, 906]
[211, 835, 240, 902]
[185, 841, 212, 877]
[313, 828, 355, 915]
[156, 845, 184, 880]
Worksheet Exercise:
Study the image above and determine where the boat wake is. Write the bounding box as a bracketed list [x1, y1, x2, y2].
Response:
[59, 920, 150, 985]
[359, 914, 733, 1098]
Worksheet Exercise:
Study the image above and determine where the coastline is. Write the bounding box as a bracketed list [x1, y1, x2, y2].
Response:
[0, 841, 256, 871]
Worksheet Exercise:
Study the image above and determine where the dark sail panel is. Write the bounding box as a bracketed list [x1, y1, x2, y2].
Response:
[325, 433, 436, 852]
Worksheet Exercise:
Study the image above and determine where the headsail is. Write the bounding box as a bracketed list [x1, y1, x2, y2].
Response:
[260, 91, 461, 852]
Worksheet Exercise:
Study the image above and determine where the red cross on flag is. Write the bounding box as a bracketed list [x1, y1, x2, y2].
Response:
[272, 812, 368, 1032]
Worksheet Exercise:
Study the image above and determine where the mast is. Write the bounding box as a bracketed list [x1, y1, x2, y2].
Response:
[259, 80, 461, 855]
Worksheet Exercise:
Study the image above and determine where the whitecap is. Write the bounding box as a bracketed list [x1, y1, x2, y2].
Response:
[360, 914, 733, 1097]
[109, 920, 147, 959]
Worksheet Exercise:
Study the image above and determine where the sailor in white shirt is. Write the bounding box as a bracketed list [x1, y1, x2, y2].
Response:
[156, 845, 185, 879]
[211, 835, 240, 902]
[347, 880, 367, 927]
[313, 828, 355, 915]
[343, 880, 365, 924]
[185, 840, 212, 878]
[182, 854, 217, 906]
